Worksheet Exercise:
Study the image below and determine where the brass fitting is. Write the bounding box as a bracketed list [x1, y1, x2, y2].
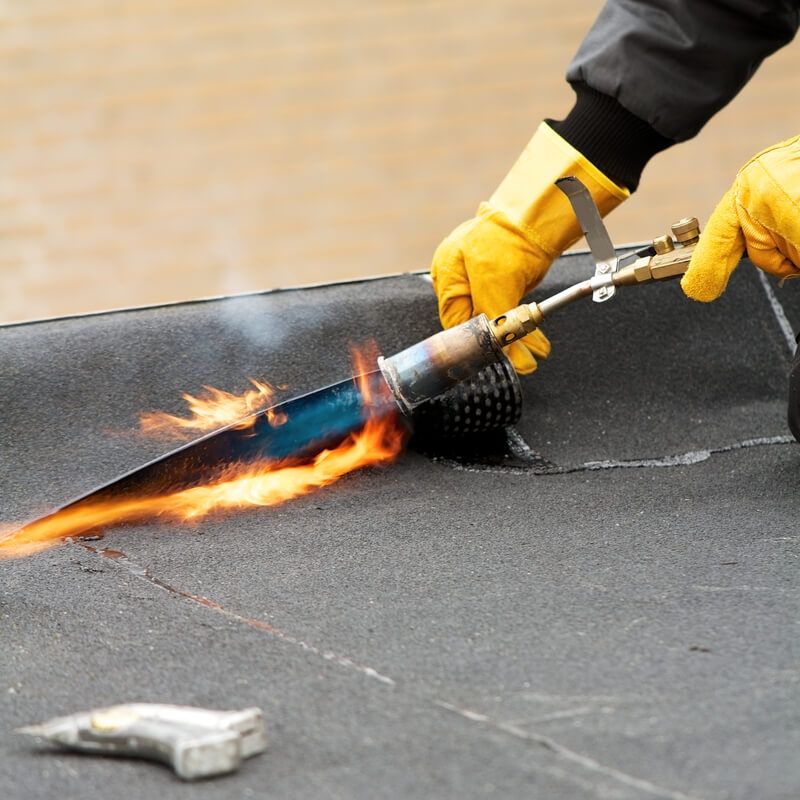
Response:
[615, 217, 701, 285]
[670, 217, 700, 245]
[490, 303, 544, 347]
[652, 234, 675, 255]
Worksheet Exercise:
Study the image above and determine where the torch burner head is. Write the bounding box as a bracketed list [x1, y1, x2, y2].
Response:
[410, 355, 522, 440]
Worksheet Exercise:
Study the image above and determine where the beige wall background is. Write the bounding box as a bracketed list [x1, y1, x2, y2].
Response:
[2, 0, 799, 323]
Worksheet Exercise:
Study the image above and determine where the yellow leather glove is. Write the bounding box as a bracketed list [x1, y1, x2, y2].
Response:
[430, 123, 629, 374]
[682, 135, 800, 301]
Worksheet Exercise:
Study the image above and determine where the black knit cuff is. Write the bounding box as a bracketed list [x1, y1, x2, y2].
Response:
[547, 83, 674, 192]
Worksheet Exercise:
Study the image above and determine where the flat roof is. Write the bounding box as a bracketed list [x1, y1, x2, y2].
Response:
[1, 251, 798, 799]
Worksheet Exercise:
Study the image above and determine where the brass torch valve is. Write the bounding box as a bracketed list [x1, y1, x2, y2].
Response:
[615, 217, 701, 286]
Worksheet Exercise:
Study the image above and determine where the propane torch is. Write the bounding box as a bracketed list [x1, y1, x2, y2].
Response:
[0, 177, 701, 557]
[379, 176, 701, 417]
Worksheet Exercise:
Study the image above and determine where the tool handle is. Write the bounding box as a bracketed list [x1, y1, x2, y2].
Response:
[74, 716, 243, 780]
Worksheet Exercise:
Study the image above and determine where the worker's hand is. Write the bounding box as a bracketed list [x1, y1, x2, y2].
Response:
[431, 205, 554, 374]
[682, 135, 800, 301]
[430, 123, 628, 375]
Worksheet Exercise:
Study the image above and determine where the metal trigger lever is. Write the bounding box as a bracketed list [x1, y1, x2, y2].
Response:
[556, 176, 618, 303]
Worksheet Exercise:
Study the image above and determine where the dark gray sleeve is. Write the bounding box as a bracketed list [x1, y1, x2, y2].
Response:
[566, 0, 800, 141]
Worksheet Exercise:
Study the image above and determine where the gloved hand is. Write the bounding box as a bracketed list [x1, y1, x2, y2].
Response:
[431, 123, 628, 374]
[682, 135, 800, 302]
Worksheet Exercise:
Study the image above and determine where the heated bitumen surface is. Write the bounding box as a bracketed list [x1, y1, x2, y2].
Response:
[1, 251, 799, 799]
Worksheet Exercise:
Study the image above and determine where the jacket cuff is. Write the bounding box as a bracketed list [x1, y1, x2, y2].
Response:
[547, 83, 674, 192]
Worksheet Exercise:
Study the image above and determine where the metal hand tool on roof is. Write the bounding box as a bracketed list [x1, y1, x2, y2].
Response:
[17, 703, 267, 780]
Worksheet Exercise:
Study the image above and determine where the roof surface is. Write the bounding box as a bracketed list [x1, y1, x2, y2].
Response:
[1, 252, 799, 799]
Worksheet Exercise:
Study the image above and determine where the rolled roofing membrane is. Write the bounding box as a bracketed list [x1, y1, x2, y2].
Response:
[1, 251, 798, 799]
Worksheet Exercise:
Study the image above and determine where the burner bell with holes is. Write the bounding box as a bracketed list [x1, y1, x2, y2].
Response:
[408, 351, 522, 442]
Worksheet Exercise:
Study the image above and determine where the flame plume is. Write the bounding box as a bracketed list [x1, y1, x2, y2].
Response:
[0, 349, 405, 560]
[139, 379, 287, 439]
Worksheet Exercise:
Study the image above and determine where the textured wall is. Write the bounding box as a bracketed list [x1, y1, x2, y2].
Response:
[2, 1, 799, 322]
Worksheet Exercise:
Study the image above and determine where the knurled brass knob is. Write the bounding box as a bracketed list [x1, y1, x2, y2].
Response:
[652, 234, 675, 255]
[671, 217, 700, 244]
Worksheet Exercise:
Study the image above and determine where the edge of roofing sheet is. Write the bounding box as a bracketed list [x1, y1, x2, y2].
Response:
[0, 244, 647, 330]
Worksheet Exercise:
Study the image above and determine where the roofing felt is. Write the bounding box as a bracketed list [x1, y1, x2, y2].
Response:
[1, 251, 799, 800]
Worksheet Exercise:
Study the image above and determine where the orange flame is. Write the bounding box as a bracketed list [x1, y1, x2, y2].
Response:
[0, 349, 405, 560]
[139, 378, 286, 439]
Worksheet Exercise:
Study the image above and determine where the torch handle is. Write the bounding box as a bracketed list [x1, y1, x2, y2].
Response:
[490, 226, 699, 349]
